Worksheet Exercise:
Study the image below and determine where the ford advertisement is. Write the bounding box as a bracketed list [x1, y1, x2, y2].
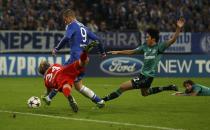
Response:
[0, 54, 210, 77]
[100, 57, 142, 76]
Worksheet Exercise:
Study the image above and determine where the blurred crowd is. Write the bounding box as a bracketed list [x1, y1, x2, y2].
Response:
[0, 0, 209, 32]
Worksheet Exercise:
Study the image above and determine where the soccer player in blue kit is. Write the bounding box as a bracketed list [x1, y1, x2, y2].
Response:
[52, 9, 106, 108]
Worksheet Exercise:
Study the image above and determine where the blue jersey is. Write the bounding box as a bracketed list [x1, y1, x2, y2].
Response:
[54, 20, 104, 65]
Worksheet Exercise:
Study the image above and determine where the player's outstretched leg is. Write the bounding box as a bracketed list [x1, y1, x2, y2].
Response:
[168, 84, 178, 91]
[147, 85, 178, 95]
[67, 95, 78, 113]
[102, 81, 132, 102]
[96, 100, 105, 108]
[41, 96, 51, 105]
[80, 85, 105, 108]
[41, 89, 58, 105]
[102, 88, 122, 102]
[76, 41, 105, 108]
[62, 84, 79, 112]
[76, 84, 105, 108]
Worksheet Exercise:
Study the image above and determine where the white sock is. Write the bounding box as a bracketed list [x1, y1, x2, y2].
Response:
[79, 85, 95, 99]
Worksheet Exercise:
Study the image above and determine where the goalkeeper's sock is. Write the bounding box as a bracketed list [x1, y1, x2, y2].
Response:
[147, 87, 163, 95]
[102, 88, 122, 101]
[79, 85, 102, 103]
[48, 89, 58, 100]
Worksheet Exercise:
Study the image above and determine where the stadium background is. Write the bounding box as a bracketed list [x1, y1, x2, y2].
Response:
[0, 0, 210, 130]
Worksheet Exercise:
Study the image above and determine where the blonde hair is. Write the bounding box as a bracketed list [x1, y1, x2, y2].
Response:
[38, 60, 50, 75]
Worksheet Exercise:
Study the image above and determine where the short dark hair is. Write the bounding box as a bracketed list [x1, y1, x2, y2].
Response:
[63, 9, 75, 17]
[146, 28, 160, 42]
[38, 61, 50, 75]
[183, 80, 195, 87]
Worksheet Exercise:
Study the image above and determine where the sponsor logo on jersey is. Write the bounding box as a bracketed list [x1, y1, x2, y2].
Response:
[100, 57, 142, 76]
[144, 51, 156, 59]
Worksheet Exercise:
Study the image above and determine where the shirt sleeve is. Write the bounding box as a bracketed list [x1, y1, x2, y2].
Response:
[87, 28, 105, 54]
[192, 85, 202, 94]
[54, 36, 69, 51]
[133, 44, 144, 54]
[54, 24, 74, 51]
[87, 29, 100, 41]
[65, 24, 75, 39]
[158, 42, 170, 53]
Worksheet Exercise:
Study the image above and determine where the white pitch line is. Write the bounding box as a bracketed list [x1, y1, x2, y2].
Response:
[86, 84, 115, 87]
[0, 110, 185, 130]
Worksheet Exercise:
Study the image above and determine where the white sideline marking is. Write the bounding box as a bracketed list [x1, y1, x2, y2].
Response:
[0, 110, 184, 130]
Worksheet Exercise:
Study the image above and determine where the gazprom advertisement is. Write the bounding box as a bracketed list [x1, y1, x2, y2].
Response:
[0, 54, 210, 77]
[1, 31, 209, 53]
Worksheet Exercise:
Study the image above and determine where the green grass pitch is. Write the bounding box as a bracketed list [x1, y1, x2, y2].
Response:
[0, 77, 210, 130]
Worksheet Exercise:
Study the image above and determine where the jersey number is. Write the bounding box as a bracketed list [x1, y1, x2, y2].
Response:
[80, 27, 87, 42]
[46, 73, 53, 82]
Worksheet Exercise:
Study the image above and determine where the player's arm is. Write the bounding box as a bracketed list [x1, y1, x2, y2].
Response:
[108, 50, 136, 55]
[188, 92, 198, 96]
[175, 87, 200, 96]
[87, 30, 106, 57]
[52, 25, 75, 56]
[54, 37, 69, 51]
[165, 18, 185, 47]
[175, 92, 198, 96]
[52, 36, 70, 56]
[186, 87, 201, 96]
[108, 44, 144, 55]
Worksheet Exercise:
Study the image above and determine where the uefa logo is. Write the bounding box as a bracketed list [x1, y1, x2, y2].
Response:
[100, 57, 142, 76]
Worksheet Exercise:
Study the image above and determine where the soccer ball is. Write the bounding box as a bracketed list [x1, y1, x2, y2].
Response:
[27, 96, 41, 108]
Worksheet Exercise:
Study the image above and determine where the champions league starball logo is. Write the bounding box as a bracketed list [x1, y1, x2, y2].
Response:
[200, 34, 210, 53]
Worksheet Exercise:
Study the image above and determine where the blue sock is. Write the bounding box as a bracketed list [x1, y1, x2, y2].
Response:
[92, 94, 102, 103]
[48, 89, 58, 100]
